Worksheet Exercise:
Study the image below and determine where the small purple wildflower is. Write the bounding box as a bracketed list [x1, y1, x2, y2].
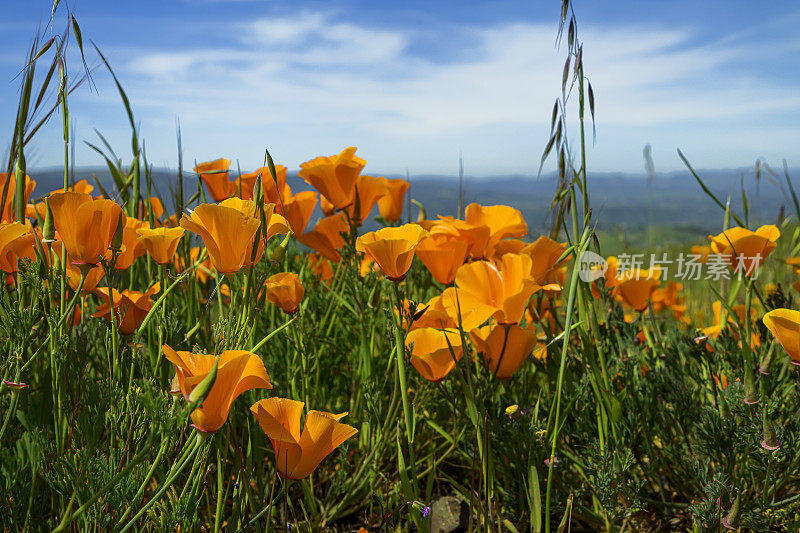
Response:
[544, 456, 559, 468]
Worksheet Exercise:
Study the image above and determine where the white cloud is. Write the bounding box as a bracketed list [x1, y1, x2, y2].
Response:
[62, 12, 800, 173]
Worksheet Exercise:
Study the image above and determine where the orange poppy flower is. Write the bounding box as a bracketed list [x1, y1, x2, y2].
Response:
[699, 300, 758, 349]
[195, 158, 232, 202]
[470, 322, 538, 379]
[180, 199, 270, 273]
[228, 171, 259, 201]
[48, 191, 123, 266]
[464, 203, 527, 258]
[708, 225, 780, 275]
[319, 195, 337, 217]
[114, 217, 148, 270]
[250, 397, 358, 480]
[306, 253, 334, 282]
[590, 256, 619, 299]
[0, 222, 30, 273]
[92, 283, 160, 335]
[236, 165, 290, 204]
[51, 243, 105, 293]
[691, 244, 711, 264]
[405, 327, 464, 382]
[346, 175, 387, 226]
[174, 246, 213, 283]
[521, 236, 567, 287]
[377, 177, 410, 223]
[298, 213, 350, 263]
[409, 294, 458, 330]
[164, 344, 272, 433]
[215, 199, 289, 268]
[414, 233, 469, 285]
[138, 196, 165, 220]
[491, 238, 528, 258]
[356, 224, 429, 281]
[359, 254, 378, 277]
[0, 173, 35, 223]
[279, 191, 318, 235]
[763, 309, 800, 364]
[650, 281, 685, 318]
[298, 147, 366, 210]
[442, 253, 546, 330]
[615, 268, 661, 311]
[27, 180, 95, 221]
[428, 217, 490, 259]
[264, 272, 305, 314]
[137, 226, 186, 265]
[527, 295, 560, 336]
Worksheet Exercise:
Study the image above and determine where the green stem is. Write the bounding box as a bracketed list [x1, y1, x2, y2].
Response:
[119, 434, 206, 533]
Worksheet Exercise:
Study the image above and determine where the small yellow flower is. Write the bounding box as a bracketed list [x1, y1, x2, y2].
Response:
[505, 404, 519, 416]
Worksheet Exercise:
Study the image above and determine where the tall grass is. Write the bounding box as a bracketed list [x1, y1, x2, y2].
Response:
[2, 1, 800, 532]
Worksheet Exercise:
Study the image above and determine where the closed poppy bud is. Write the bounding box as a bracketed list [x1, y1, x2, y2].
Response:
[470, 323, 538, 379]
[188, 356, 219, 405]
[762, 309, 800, 365]
[42, 197, 56, 242]
[264, 272, 304, 314]
[137, 226, 186, 264]
[405, 327, 464, 382]
[722, 492, 741, 530]
[110, 210, 126, 253]
[762, 415, 779, 451]
[412, 199, 426, 222]
[250, 397, 358, 480]
[270, 231, 293, 263]
[355, 224, 429, 281]
[743, 371, 759, 405]
[377, 178, 410, 223]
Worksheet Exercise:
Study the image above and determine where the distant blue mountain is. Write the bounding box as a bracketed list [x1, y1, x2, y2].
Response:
[26, 166, 795, 239]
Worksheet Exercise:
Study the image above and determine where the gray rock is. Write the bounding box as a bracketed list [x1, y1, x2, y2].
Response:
[430, 496, 469, 533]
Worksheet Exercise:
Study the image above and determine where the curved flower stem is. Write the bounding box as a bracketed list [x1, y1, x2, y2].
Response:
[389, 282, 419, 503]
[214, 435, 228, 533]
[742, 276, 758, 404]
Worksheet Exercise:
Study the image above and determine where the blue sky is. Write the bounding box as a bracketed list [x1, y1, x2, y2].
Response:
[1, 0, 800, 176]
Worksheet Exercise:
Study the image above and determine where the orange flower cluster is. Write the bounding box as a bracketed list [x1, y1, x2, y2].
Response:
[347, 204, 569, 383]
